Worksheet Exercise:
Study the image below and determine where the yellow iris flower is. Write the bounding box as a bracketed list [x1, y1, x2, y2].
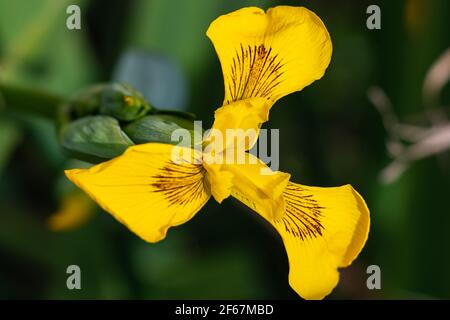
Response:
[65, 6, 370, 300]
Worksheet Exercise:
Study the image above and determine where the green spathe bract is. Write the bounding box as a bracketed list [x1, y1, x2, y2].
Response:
[124, 114, 197, 147]
[60, 115, 134, 163]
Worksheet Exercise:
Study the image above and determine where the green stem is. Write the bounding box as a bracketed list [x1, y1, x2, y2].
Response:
[0, 82, 64, 120]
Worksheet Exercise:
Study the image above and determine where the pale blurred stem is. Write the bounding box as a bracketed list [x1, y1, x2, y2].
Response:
[0, 81, 64, 120]
[155, 109, 196, 119]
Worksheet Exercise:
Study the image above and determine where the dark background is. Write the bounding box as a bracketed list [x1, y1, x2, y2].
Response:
[0, 0, 449, 299]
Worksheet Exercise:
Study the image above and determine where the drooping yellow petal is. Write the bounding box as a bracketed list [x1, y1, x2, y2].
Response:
[207, 97, 270, 152]
[48, 190, 96, 231]
[207, 6, 332, 105]
[221, 152, 290, 220]
[65, 143, 210, 243]
[234, 181, 370, 300]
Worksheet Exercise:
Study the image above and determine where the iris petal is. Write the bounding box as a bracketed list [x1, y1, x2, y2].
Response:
[65, 143, 210, 243]
[234, 181, 370, 299]
[207, 6, 332, 106]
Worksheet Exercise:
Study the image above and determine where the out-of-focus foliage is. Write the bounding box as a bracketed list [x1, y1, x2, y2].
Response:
[0, 0, 449, 299]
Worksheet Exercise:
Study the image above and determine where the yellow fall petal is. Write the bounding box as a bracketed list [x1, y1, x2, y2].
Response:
[207, 6, 332, 105]
[48, 190, 96, 231]
[65, 143, 210, 243]
[234, 181, 370, 300]
[223, 152, 290, 220]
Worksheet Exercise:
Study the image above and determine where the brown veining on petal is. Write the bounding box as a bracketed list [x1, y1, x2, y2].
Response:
[151, 159, 207, 207]
[275, 183, 325, 241]
[227, 44, 284, 104]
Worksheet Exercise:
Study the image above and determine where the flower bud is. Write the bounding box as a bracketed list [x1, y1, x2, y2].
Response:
[98, 83, 151, 121]
[58, 83, 198, 163]
[60, 83, 152, 125]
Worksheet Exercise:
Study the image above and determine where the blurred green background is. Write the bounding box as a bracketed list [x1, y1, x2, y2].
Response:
[0, 0, 449, 299]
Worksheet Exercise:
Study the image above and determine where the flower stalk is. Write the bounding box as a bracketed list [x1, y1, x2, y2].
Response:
[0, 81, 64, 119]
[0, 81, 198, 163]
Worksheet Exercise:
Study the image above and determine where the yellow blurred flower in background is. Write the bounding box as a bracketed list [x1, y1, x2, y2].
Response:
[48, 189, 96, 231]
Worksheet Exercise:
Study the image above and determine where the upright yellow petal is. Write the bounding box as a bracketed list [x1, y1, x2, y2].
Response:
[207, 97, 270, 152]
[65, 143, 210, 243]
[202, 162, 234, 204]
[222, 152, 290, 220]
[207, 6, 332, 105]
[234, 181, 370, 300]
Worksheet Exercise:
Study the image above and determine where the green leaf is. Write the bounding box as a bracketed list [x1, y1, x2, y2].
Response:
[0, 118, 21, 175]
[0, 0, 96, 94]
[60, 115, 134, 163]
